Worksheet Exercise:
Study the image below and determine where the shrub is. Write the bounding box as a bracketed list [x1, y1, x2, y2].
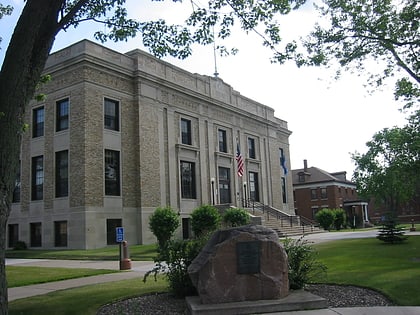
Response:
[283, 237, 327, 290]
[13, 240, 27, 250]
[332, 208, 346, 230]
[144, 236, 208, 297]
[223, 208, 251, 227]
[315, 208, 335, 230]
[191, 205, 221, 237]
[149, 206, 180, 249]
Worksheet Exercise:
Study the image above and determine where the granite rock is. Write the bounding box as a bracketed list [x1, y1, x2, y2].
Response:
[188, 225, 289, 304]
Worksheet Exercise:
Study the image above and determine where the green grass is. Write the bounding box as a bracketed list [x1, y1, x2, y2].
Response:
[6, 266, 117, 288]
[313, 235, 420, 305]
[6, 243, 158, 261]
[9, 277, 168, 315]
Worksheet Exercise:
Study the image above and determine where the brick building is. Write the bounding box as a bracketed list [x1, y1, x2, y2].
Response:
[292, 160, 369, 227]
[7, 40, 293, 249]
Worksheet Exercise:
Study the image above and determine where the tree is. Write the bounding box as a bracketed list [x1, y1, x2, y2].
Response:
[285, 0, 419, 109]
[0, 1, 306, 312]
[352, 110, 420, 218]
[191, 205, 221, 237]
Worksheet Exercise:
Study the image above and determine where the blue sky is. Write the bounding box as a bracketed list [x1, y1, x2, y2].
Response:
[1, 0, 407, 177]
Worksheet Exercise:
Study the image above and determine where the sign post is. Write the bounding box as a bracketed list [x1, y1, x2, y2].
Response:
[116, 227, 124, 270]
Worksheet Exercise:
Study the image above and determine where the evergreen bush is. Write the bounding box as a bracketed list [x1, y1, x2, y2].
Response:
[315, 208, 335, 230]
[223, 208, 251, 227]
[377, 213, 408, 244]
[149, 206, 180, 249]
[191, 205, 221, 237]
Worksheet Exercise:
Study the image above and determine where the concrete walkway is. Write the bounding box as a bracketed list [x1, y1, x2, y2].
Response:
[6, 230, 420, 314]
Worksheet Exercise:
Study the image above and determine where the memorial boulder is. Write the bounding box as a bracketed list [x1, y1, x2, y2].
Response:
[188, 225, 289, 304]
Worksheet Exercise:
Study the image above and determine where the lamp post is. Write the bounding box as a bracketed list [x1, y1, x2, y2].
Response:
[243, 182, 247, 208]
[211, 177, 215, 205]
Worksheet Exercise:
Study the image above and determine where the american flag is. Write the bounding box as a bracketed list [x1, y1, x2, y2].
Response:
[236, 142, 244, 177]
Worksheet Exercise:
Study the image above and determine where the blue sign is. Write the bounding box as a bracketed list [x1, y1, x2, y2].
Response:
[116, 227, 124, 243]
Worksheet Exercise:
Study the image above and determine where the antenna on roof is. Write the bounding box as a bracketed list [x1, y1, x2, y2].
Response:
[212, 25, 219, 77]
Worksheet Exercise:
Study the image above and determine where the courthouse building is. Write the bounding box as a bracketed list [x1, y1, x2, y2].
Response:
[8, 40, 293, 249]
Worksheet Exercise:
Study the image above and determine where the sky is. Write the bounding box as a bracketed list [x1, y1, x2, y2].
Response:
[0, 0, 408, 178]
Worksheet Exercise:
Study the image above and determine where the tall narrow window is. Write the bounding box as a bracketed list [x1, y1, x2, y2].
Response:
[218, 167, 231, 204]
[54, 221, 68, 247]
[104, 98, 119, 131]
[180, 161, 196, 199]
[55, 150, 69, 197]
[30, 222, 42, 247]
[12, 161, 21, 203]
[311, 189, 317, 200]
[181, 118, 192, 145]
[8, 224, 19, 248]
[321, 187, 327, 199]
[249, 171, 260, 202]
[106, 218, 122, 245]
[248, 137, 256, 159]
[281, 177, 287, 203]
[218, 129, 227, 153]
[104, 150, 121, 196]
[32, 107, 44, 138]
[56, 98, 69, 131]
[31, 156, 43, 200]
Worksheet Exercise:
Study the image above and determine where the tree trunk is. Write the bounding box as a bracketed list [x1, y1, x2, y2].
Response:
[0, 1, 64, 313]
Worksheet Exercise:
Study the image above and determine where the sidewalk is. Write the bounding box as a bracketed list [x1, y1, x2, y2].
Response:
[6, 259, 155, 301]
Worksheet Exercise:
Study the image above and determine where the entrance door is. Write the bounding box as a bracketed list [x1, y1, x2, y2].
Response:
[218, 167, 231, 204]
[249, 171, 260, 202]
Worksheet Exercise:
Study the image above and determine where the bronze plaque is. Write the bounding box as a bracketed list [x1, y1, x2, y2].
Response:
[236, 241, 261, 274]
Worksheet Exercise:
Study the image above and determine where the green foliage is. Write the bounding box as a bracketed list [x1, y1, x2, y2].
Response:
[283, 237, 327, 289]
[223, 208, 251, 227]
[377, 213, 408, 244]
[290, 0, 420, 109]
[144, 236, 208, 297]
[191, 205, 221, 237]
[352, 112, 420, 214]
[149, 206, 180, 248]
[13, 240, 27, 250]
[315, 208, 335, 230]
[332, 208, 346, 230]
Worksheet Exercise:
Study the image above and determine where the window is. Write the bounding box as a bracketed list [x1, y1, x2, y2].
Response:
[12, 161, 21, 203]
[181, 118, 192, 145]
[55, 150, 68, 197]
[218, 167, 231, 204]
[31, 156, 44, 200]
[106, 218, 122, 245]
[249, 171, 260, 202]
[298, 173, 305, 183]
[32, 107, 44, 137]
[218, 129, 227, 153]
[321, 187, 327, 199]
[311, 189, 317, 200]
[104, 150, 120, 196]
[8, 224, 19, 248]
[56, 98, 69, 131]
[182, 218, 191, 240]
[30, 222, 42, 247]
[180, 161, 196, 199]
[54, 221, 67, 247]
[281, 177, 287, 203]
[248, 137, 256, 159]
[104, 98, 119, 131]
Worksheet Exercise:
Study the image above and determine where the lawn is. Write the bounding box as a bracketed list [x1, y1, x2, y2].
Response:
[6, 243, 157, 261]
[7, 234, 420, 314]
[313, 235, 420, 305]
[7, 266, 117, 288]
[9, 277, 168, 315]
